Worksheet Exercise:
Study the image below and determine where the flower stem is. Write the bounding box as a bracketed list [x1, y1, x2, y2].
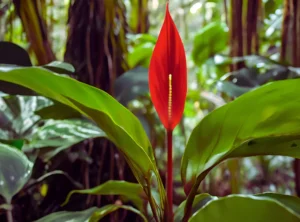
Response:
[166, 129, 173, 221]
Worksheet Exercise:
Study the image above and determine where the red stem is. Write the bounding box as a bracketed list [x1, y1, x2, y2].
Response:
[166, 129, 173, 221]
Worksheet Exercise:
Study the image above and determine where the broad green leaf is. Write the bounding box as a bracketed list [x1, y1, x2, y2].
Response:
[189, 195, 300, 222]
[0, 66, 165, 220]
[89, 205, 147, 222]
[34, 207, 98, 222]
[0, 143, 33, 202]
[0, 95, 105, 160]
[174, 193, 216, 222]
[34, 205, 147, 222]
[63, 180, 144, 211]
[182, 79, 300, 196]
[192, 22, 228, 66]
[256, 193, 300, 216]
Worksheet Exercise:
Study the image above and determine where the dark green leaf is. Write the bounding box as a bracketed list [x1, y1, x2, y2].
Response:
[174, 193, 216, 222]
[34, 205, 147, 222]
[63, 180, 144, 211]
[43, 61, 75, 75]
[115, 67, 148, 105]
[35, 101, 82, 120]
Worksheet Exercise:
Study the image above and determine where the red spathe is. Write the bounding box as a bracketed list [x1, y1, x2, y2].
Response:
[149, 3, 187, 130]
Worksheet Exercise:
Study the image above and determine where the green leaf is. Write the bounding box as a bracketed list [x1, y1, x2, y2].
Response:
[28, 119, 105, 160]
[34, 205, 147, 222]
[28, 119, 105, 148]
[42, 61, 75, 75]
[192, 22, 228, 66]
[35, 101, 82, 120]
[114, 67, 148, 105]
[89, 205, 147, 222]
[256, 193, 300, 216]
[0, 66, 165, 220]
[181, 79, 300, 208]
[174, 193, 217, 222]
[189, 195, 300, 222]
[128, 42, 154, 68]
[34, 207, 98, 222]
[0, 143, 33, 202]
[63, 180, 144, 211]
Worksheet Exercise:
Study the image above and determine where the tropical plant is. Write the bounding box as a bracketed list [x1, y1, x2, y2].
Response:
[0, 2, 300, 222]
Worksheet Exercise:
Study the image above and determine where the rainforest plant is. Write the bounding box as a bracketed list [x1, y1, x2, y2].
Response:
[1, 2, 300, 222]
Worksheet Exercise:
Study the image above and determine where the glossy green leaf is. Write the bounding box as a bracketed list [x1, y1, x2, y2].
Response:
[174, 193, 216, 222]
[0, 66, 165, 220]
[34, 205, 147, 222]
[0, 143, 33, 202]
[189, 195, 300, 222]
[192, 22, 228, 66]
[63, 180, 144, 211]
[182, 79, 300, 203]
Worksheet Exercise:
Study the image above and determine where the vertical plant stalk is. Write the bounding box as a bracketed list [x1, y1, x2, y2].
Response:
[166, 129, 173, 221]
[5, 199, 13, 222]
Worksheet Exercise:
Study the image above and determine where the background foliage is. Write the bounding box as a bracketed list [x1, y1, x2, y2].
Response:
[0, 0, 299, 221]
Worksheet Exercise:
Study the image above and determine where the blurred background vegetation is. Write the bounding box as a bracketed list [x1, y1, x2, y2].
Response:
[0, 0, 299, 221]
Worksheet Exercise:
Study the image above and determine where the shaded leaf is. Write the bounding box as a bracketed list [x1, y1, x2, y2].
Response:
[89, 205, 147, 222]
[174, 193, 216, 222]
[63, 180, 144, 211]
[35, 101, 82, 120]
[189, 195, 300, 222]
[115, 67, 149, 105]
[43, 61, 75, 75]
[34, 205, 147, 222]
[0, 143, 33, 202]
[0, 42, 33, 95]
[34, 207, 98, 222]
